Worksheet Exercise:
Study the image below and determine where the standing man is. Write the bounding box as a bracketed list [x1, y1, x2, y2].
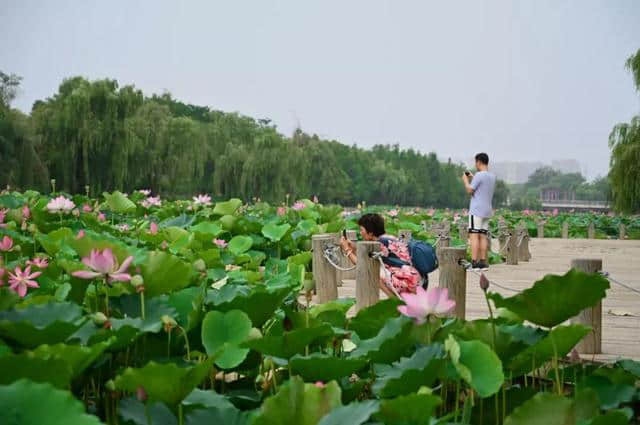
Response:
[462, 153, 496, 271]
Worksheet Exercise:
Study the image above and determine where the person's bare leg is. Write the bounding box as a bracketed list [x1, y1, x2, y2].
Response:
[470, 233, 480, 261]
[479, 233, 489, 262]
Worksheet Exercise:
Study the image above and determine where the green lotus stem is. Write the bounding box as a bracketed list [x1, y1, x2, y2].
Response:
[482, 290, 497, 351]
[179, 326, 191, 360]
[177, 403, 184, 425]
[479, 397, 483, 425]
[550, 332, 562, 395]
[140, 292, 146, 320]
[494, 393, 499, 425]
[502, 382, 506, 423]
[454, 380, 460, 422]
[167, 331, 172, 359]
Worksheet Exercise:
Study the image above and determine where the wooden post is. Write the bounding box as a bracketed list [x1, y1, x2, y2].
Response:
[536, 220, 545, 239]
[517, 225, 531, 262]
[438, 247, 467, 319]
[619, 224, 626, 240]
[339, 230, 358, 281]
[569, 259, 603, 354]
[505, 231, 519, 265]
[436, 232, 451, 258]
[356, 241, 380, 311]
[562, 221, 569, 239]
[498, 225, 510, 257]
[458, 221, 468, 243]
[398, 229, 412, 241]
[587, 222, 595, 239]
[312, 234, 338, 303]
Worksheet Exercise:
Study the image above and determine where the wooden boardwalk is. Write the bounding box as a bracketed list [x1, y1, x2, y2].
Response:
[322, 238, 640, 362]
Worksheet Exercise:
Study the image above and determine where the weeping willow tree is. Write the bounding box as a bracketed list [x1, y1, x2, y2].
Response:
[609, 49, 640, 213]
[3, 74, 478, 207]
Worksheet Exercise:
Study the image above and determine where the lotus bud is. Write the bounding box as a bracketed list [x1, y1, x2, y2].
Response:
[162, 315, 177, 332]
[92, 312, 108, 325]
[85, 185, 90, 197]
[131, 274, 144, 289]
[50, 179, 56, 193]
[136, 386, 148, 402]
[105, 379, 116, 391]
[248, 327, 263, 340]
[417, 386, 433, 395]
[314, 381, 325, 388]
[193, 259, 206, 272]
[479, 273, 490, 291]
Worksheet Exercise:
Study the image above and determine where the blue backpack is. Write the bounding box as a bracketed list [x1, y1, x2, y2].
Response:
[378, 237, 439, 280]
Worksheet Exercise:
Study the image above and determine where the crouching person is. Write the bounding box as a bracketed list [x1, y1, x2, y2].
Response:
[340, 213, 422, 298]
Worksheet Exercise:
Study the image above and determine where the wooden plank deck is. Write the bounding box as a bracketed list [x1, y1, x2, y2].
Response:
[314, 238, 640, 362]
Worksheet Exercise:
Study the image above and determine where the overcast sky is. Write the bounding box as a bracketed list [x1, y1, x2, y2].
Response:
[2, 0, 639, 179]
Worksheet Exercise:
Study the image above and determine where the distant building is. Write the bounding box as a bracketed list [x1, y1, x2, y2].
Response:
[540, 188, 575, 201]
[550, 159, 581, 174]
[492, 161, 544, 184]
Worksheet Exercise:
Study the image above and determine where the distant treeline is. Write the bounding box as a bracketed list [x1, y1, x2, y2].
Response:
[0, 74, 510, 207]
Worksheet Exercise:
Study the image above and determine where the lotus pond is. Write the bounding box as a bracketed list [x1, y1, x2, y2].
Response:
[0, 190, 638, 425]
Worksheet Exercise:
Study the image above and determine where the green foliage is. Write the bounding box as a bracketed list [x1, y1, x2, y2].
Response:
[488, 269, 609, 328]
[445, 335, 504, 398]
[289, 353, 367, 382]
[252, 376, 341, 425]
[114, 358, 215, 406]
[0, 379, 102, 425]
[201, 310, 251, 369]
[0, 186, 637, 424]
[504, 393, 574, 425]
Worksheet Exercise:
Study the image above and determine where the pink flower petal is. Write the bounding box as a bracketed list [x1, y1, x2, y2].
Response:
[108, 273, 131, 283]
[72, 270, 103, 279]
[115, 256, 134, 274]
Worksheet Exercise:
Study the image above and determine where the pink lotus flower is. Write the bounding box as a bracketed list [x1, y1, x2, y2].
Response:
[426, 208, 435, 217]
[141, 196, 161, 208]
[26, 257, 48, 269]
[161, 240, 168, 250]
[76, 230, 86, 239]
[522, 209, 531, 216]
[314, 381, 325, 388]
[98, 212, 106, 222]
[313, 195, 319, 204]
[72, 248, 134, 283]
[388, 209, 398, 217]
[214, 239, 228, 249]
[47, 195, 75, 214]
[397, 286, 456, 324]
[118, 223, 129, 232]
[8, 265, 41, 297]
[192, 194, 212, 207]
[22, 205, 30, 220]
[83, 204, 92, 213]
[150, 222, 158, 235]
[552, 208, 559, 217]
[0, 236, 13, 252]
[292, 201, 306, 211]
[277, 207, 286, 216]
[138, 189, 151, 196]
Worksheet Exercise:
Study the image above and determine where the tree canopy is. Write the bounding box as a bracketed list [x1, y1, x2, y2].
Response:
[608, 48, 640, 213]
[0, 74, 483, 208]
